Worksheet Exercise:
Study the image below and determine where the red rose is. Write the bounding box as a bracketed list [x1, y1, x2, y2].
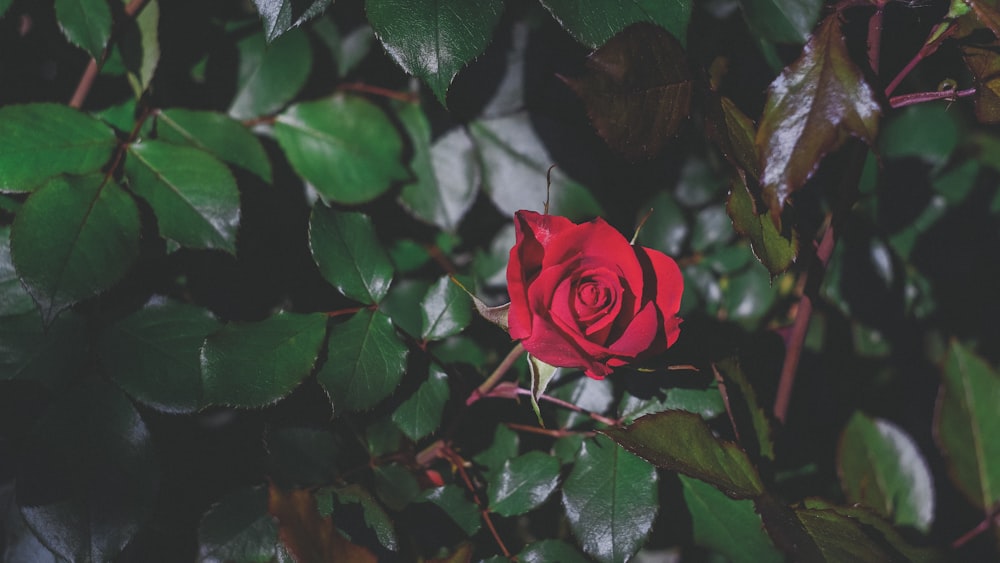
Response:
[506, 210, 683, 380]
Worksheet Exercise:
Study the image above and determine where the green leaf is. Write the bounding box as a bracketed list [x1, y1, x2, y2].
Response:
[618, 385, 726, 423]
[275, 95, 408, 204]
[469, 112, 603, 220]
[229, 29, 311, 120]
[601, 410, 765, 498]
[837, 412, 935, 532]
[120, 0, 159, 97]
[0, 0, 12, 19]
[474, 425, 520, 478]
[550, 375, 613, 429]
[365, 0, 505, 105]
[318, 309, 409, 413]
[724, 262, 776, 320]
[934, 341, 1000, 510]
[198, 486, 280, 563]
[726, 172, 798, 275]
[880, 103, 959, 168]
[690, 204, 734, 252]
[366, 416, 404, 457]
[420, 485, 480, 536]
[397, 108, 480, 232]
[562, 435, 658, 563]
[157, 108, 273, 182]
[392, 365, 450, 440]
[518, 539, 588, 563]
[200, 311, 327, 408]
[448, 275, 509, 331]
[634, 191, 687, 257]
[539, 0, 691, 47]
[0, 226, 34, 317]
[714, 358, 775, 461]
[756, 15, 880, 218]
[488, 451, 561, 517]
[100, 300, 222, 414]
[16, 381, 159, 563]
[420, 276, 472, 341]
[562, 23, 693, 161]
[705, 93, 760, 179]
[125, 140, 241, 253]
[680, 475, 782, 563]
[739, 0, 822, 44]
[333, 485, 398, 551]
[374, 464, 420, 511]
[0, 103, 116, 192]
[381, 278, 433, 337]
[11, 174, 140, 323]
[309, 206, 394, 304]
[0, 310, 86, 386]
[252, 0, 332, 42]
[54, 0, 111, 60]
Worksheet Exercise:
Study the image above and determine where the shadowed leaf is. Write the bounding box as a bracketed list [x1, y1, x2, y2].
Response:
[756, 15, 880, 218]
[726, 172, 798, 275]
[563, 23, 693, 161]
[960, 39, 1000, 123]
[706, 93, 760, 179]
[681, 475, 782, 563]
[539, 0, 691, 47]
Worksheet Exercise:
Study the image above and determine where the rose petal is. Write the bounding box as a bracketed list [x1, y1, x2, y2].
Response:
[607, 301, 661, 357]
[507, 211, 577, 340]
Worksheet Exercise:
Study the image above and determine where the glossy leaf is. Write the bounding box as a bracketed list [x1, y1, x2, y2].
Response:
[420, 485, 480, 536]
[275, 95, 408, 204]
[157, 108, 273, 182]
[309, 206, 394, 304]
[332, 485, 398, 551]
[934, 341, 1000, 510]
[229, 29, 311, 119]
[518, 540, 588, 563]
[681, 475, 782, 563]
[397, 109, 479, 232]
[100, 300, 222, 414]
[365, 0, 505, 105]
[551, 375, 613, 429]
[3, 502, 63, 563]
[618, 385, 726, 423]
[198, 486, 280, 562]
[727, 172, 798, 275]
[381, 278, 433, 337]
[0, 310, 86, 386]
[0, 226, 34, 317]
[200, 312, 327, 408]
[756, 15, 880, 218]
[739, 0, 822, 44]
[469, 113, 603, 220]
[392, 365, 450, 440]
[488, 451, 561, 517]
[837, 412, 935, 532]
[0, 104, 116, 192]
[421, 275, 472, 341]
[540, 0, 691, 47]
[318, 309, 409, 413]
[268, 484, 377, 562]
[474, 425, 520, 478]
[562, 435, 658, 563]
[602, 410, 765, 498]
[562, 23, 693, 161]
[16, 382, 158, 563]
[121, 0, 159, 97]
[252, 0, 331, 42]
[54, 0, 111, 60]
[125, 140, 241, 253]
[690, 204, 733, 252]
[11, 174, 140, 323]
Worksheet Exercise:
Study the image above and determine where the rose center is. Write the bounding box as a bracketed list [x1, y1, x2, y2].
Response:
[577, 281, 609, 309]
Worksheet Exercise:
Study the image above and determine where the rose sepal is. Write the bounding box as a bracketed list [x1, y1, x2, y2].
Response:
[527, 354, 561, 427]
[450, 276, 510, 331]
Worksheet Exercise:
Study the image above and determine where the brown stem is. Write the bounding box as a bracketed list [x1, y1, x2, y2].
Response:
[884, 21, 956, 97]
[889, 87, 975, 108]
[774, 222, 836, 424]
[467, 343, 525, 406]
[442, 446, 512, 558]
[68, 0, 149, 109]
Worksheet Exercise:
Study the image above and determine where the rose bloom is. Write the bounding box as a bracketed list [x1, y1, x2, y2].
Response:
[506, 210, 683, 380]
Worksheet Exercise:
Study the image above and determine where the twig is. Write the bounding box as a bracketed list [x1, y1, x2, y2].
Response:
[952, 505, 1000, 548]
[889, 87, 975, 109]
[68, 0, 150, 109]
[884, 21, 956, 97]
[338, 82, 419, 103]
[467, 343, 525, 406]
[505, 422, 593, 438]
[867, 1, 886, 75]
[441, 446, 512, 558]
[513, 387, 620, 426]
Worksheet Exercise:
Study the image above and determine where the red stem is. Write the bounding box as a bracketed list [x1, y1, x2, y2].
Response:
[68, 0, 149, 109]
[884, 22, 956, 97]
[867, 3, 885, 75]
[889, 87, 975, 108]
[513, 387, 620, 426]
[952, 506, 1000, 548]
[338, 82, 419, 103]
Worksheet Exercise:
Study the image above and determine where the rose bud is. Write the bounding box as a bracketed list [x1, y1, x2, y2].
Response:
[506, 210, 683, 379]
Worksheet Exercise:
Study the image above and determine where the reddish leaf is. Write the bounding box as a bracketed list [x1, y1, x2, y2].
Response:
[965, 0, 1000, 38]
[960, 41, 1000, 123]
[267, 484, 377, 562]
[756, 15, 880, 218]
[562, 22, 693, 161]
[706, 92, 760, 179]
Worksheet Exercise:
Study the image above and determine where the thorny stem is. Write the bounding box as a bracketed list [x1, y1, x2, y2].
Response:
[952, 506, 1000, 548]
[467, 343, 525, 406]
[890, 87, 976, 109]
[69, 0, 149, 108]
[513, 387, 620, 426]
[440, 446, 512, 558]
[884, 21, 957, 97]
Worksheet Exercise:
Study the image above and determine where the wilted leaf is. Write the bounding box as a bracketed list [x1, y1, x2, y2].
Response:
[562, 435, 658, 563]
[0, 103, 116, 192]
[318, 309, 409, 413]
[602, 410, 765, 498]
[539, 0, 691, 47]
[309, 206, 394, 304]
[837, 413, 935, 532]
[365, 0, 505, 105]
[934, 341, 1000, 511]
[757, 15, 880, 217]
[681, 475, 782, 563]
[229, 29, 311, 119]
[488, 451, 561, 517]
[54, 0, 111, 60]
[125, 140, 241, 253]
[252, 0, 332, 42]
[11, 174, 140, 323]
[275, 95, 408, 204]
[726, 172, 798, 275]
[157, 108, 273, 182]
[200, 312, 327, 408]
[268, 484, 377, 563]
[562, 23, 693, 161]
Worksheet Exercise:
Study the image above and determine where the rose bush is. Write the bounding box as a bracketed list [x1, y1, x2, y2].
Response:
[506, 210, 683, 379]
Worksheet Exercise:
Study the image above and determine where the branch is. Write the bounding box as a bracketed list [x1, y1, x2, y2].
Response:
[889, 87, 975, 109]
[466, 343, 525, 406]
[952, 505, 1000, 548]
[68, 0, 150, 109]
[884, 21, 956, 97]
[867, 1, 887, 75]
